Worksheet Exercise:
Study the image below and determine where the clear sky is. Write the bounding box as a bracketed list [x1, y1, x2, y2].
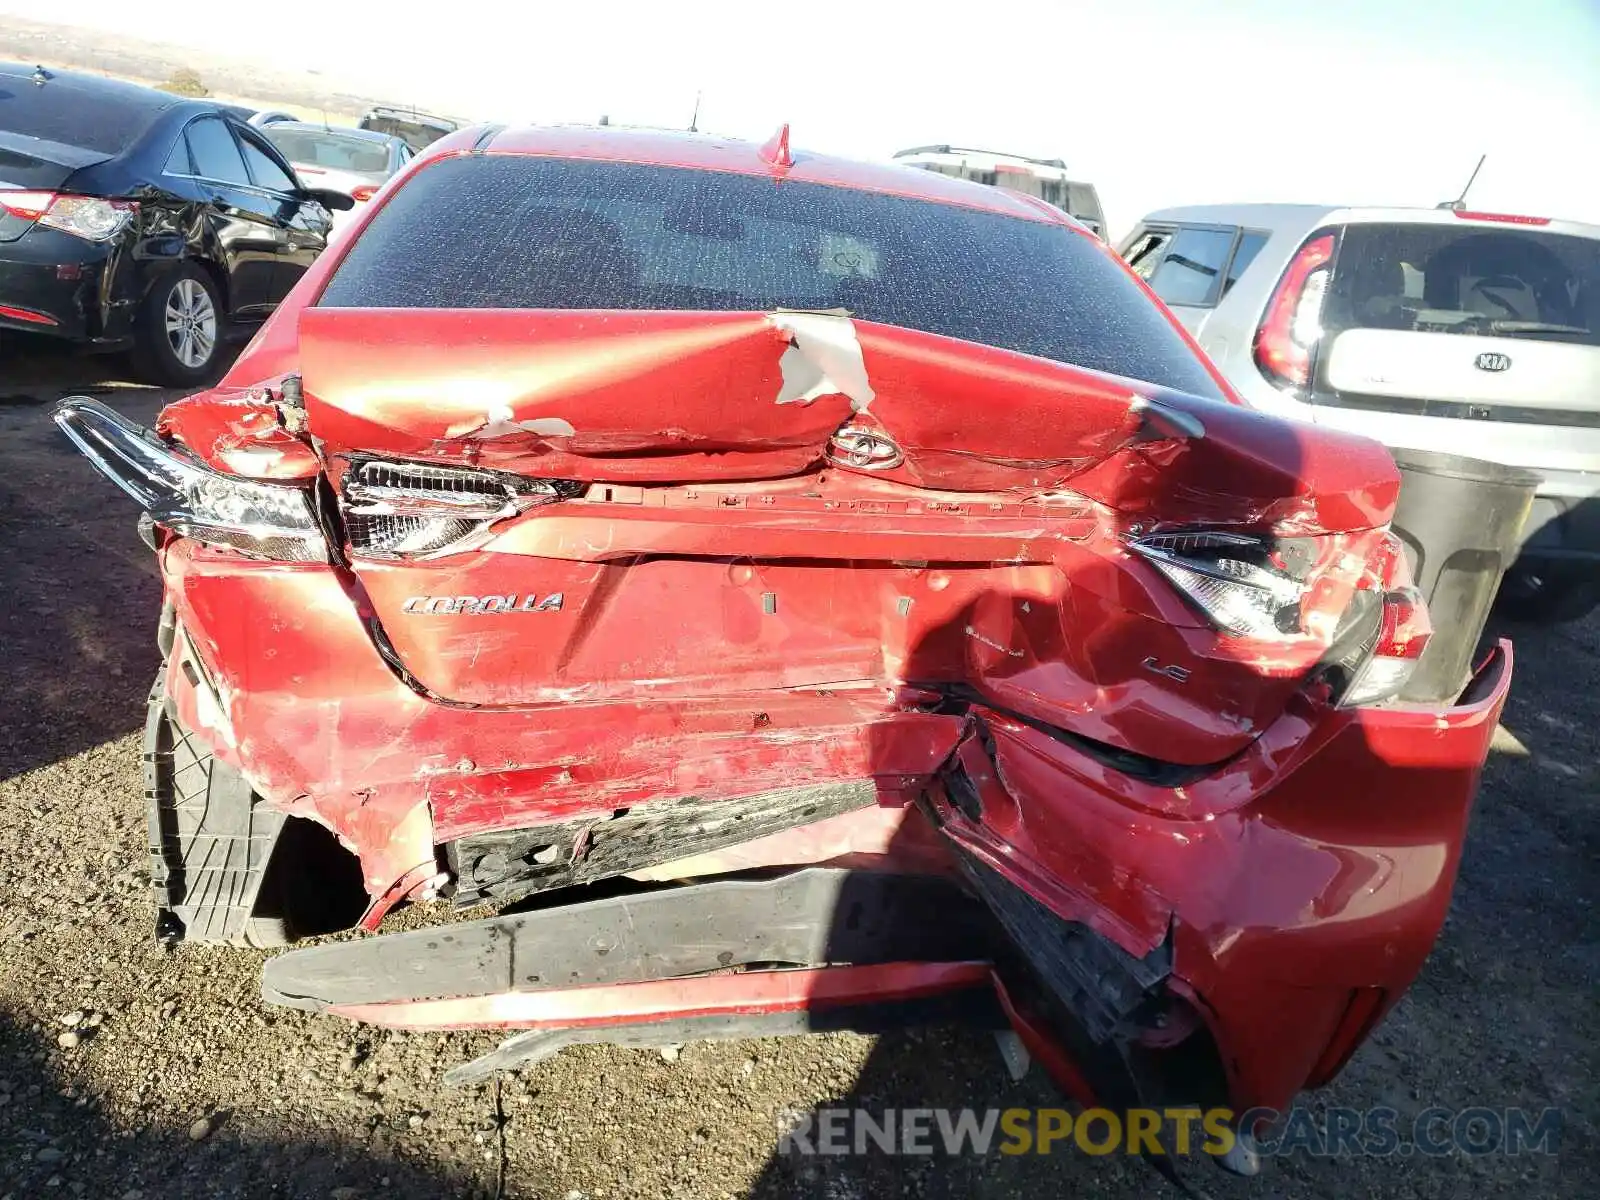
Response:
[5, 0, 1597, 238]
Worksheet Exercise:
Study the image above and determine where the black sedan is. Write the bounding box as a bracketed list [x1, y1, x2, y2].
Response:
[1, 63, 351, 384]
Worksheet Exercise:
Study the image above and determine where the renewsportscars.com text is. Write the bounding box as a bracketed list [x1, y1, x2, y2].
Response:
[776, 1105, 1563, 1158]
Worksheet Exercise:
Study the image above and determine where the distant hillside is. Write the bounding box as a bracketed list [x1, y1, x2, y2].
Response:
[0, 16, 392, 120]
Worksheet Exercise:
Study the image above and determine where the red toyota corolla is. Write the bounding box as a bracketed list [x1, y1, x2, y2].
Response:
[56, 124, 1509, 1158]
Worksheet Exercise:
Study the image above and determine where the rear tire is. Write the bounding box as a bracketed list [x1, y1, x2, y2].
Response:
[235, 916, 293, 950]
[129, 263, 224, 387]
[146, 669, 289, 944]
[1496, 568, 1600, 624]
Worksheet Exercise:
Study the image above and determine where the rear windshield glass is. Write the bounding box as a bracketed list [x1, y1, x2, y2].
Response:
[1326, 223, 1600, 347]
[319, 154, 1222, 398]
[0, 80, 156, 156]
[263, 129, 390, 173]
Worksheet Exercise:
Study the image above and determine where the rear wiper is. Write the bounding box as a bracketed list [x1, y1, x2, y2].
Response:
[1488, 320, 1592, 337]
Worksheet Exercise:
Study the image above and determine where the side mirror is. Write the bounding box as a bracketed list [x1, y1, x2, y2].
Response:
[301, 187, 354, 212]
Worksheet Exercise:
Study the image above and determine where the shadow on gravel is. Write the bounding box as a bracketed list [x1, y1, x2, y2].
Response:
[0, 396, 167, 783]
[0, 343, 240, 782]
[749, 1024, 1180, 1199]
[0, 1005, 478, 1199]
[0, 336, 162, 405]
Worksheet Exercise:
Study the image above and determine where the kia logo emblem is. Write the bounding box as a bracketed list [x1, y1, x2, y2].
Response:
[827, 427, 904, 470]
[1475, 352, 1512, 372]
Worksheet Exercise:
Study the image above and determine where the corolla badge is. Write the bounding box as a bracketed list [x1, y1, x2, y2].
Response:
[827, 426, 904, 470]
[403, 593, 563, 615]
[1475, 352, 1512, 373]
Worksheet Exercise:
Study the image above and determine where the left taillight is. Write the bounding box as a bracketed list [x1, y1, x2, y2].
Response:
[52, 397, 329, 563]
[0, 191, 137, 241]
[0, 190, 55, 221]
[1252, 231, 1336, 393]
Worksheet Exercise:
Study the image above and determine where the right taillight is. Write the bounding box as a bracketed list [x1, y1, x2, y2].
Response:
[1253, 232, 1336, 392]
[1339, 587, 1430, 706]
[1335, 526, 1433, 707]
[1132, 530, 1309, 641]
[1133, 525, 1433, 706]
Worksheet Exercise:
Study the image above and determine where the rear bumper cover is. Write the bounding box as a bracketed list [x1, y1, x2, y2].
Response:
[936, 642, 1510, 1108]
[160, 543, 970, 898]
[225, 523, 1509, 1112]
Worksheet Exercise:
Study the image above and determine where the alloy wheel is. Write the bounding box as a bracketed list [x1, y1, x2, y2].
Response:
[164, 278, 218, 370]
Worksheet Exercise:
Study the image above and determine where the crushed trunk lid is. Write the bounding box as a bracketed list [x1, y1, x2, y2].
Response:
[288, 307, 1400, 765]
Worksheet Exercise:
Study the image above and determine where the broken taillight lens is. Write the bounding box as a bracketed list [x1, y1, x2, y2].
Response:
[1132, 531, 1309, 639]
[1133, 526, 1432, 706]
[1338, 553, 1432, 707]
[52, 397, 329, 563]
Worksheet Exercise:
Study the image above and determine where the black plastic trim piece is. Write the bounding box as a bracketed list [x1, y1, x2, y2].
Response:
[953, 851, 1171, 1044]
[262, 867, 997, 1011]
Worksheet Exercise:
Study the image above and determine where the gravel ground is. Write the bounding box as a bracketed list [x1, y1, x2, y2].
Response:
[1, 340, 1596, 1199]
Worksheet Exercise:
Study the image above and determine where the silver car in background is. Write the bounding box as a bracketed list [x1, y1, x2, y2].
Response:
[257, 121, 412, 234]
[1120, 204, 1600, 622]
